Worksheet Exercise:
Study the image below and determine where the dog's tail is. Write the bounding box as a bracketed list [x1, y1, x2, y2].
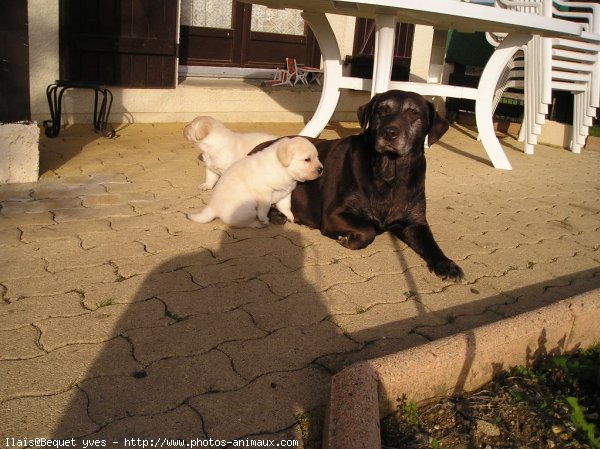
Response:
[187, 206, 217, 223]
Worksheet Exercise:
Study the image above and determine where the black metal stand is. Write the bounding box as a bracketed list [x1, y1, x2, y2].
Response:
[44, 80, 115, 138]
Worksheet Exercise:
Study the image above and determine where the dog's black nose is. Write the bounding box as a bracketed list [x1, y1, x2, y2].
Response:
[317, 166, 324, 174]
[384, 127, 399, 141]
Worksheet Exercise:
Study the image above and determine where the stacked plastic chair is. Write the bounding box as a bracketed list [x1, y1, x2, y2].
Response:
[489, 0, 600, 154]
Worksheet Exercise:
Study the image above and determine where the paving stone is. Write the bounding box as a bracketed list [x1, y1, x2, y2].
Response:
[81, 191, 155, 208]
[295, 239, 384, 268]
[563, 228, 600, 250]
[558, 212, 600, 232]
[0, 338, 139, 401]
[327, 274, 422, 312]
[0, 197, 83, 215]
[339, 249, 420, 279]
[4, 264, 117, 301]
[416, 309, 505, 341]
[517, 220, 578, 242]
[45, 241, 148, 272]
[135, 226, 234, 254]
[112, 248, 216, 278]
[243, 292, 333, 332]
[0, 211, 55, 229]
[19, 219, 112, 243]
[53, 204, 137, 222]
[329, 300, 446, 344]
[0, 227, 21, 246]
[125, 309, 267, 365]
[188, 366, 330, 441]
[316, 333, 429, 373]
[77, 226, 170, 250]
[186, 255, 293, 288]
[215, 235, 304, 261]
[90, 405, 205, 442]
[475, 263, 566, 300]
[220, 321, 359, 379]
[37, 298, 173, 351]
[31, 181, 108, 200]
[466, 228, 528, 250]
[542, 253, 600, 278]
[0, 185, 34, 202]
[258, 262, 365, 297]
[0, 256, 48, 281]
[0, 325, 44, 359]
[0, 292, 86, 330]
[1, 237, 80, 267]
[81, 269, 198, 308]
[0, 387, 99, 439]
[158, 278, 279, 317]
[82, 350, 245, 426]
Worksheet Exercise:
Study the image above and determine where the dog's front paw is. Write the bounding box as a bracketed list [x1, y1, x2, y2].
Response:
[198, 182, 212, 191]
[428, 259, 464, 282]
[337, 233, 369, 250]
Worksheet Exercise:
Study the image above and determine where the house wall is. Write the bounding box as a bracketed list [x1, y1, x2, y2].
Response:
[27, 3, 433, 126]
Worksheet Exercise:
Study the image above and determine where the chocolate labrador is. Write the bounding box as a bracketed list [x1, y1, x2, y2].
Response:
[267, 90, 464, 281]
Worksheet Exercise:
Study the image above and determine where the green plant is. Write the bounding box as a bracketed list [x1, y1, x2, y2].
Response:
[97, 298, 113, 308]
[402, 401, 420, 426]
[513, 364, 538, 380]
[430, 438, 441, 449]
[165, 310, 181, 321]
[566, 396, 600, 449]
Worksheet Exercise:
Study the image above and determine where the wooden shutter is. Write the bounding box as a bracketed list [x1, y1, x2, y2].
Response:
[349, 18, 414, 81]
[0, 0, 31, 122]
[60, 0, 179, 88]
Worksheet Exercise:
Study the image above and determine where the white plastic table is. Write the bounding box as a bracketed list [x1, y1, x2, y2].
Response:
[242, 0, 585, 169]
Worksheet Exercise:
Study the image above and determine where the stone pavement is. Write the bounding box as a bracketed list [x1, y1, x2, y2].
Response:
[0, 121, 599, 448]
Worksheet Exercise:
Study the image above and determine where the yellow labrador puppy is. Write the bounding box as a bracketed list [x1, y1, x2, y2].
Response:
[183, 116, 276, 190]
[187, 137, 323, 228]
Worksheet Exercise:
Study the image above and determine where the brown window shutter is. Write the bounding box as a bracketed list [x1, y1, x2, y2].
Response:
[60, 0, 179, 88]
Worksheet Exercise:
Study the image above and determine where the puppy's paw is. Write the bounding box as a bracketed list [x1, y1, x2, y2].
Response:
[248, 220, 267, 229]
[198, 182, 212, 191]
[428, 259, 464, 282]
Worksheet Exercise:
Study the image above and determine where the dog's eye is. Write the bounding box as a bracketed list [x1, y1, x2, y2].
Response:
[304, 157, 312, 162]
[377, 104, 392, 115]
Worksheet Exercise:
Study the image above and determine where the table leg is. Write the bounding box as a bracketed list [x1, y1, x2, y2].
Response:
[372, 14, 396, 96]
[299, 12, 343, 137]
[476, 33, 532, 170]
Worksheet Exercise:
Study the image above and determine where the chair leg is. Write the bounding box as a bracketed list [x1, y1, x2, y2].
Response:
[43, 83, 63, 138]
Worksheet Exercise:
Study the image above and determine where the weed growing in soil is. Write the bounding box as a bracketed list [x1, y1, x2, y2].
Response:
[381, 345, 600, 449]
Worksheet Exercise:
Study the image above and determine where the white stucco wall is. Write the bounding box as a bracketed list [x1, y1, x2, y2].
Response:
[28, 0, 60, 125]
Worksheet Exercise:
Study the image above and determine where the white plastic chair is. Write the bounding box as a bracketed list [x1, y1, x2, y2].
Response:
[491, 0, 600, 153]
[266, 58, 303, 86]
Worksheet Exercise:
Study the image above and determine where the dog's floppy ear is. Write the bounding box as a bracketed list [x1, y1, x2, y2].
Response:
[276, 137, 295, 167]
[426, 102, 449, 147]
[183, 116, 213, 143]
[357, 93, 382, 131]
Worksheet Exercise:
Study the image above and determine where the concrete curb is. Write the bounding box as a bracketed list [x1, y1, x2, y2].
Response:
[323, 288, 600, 449]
